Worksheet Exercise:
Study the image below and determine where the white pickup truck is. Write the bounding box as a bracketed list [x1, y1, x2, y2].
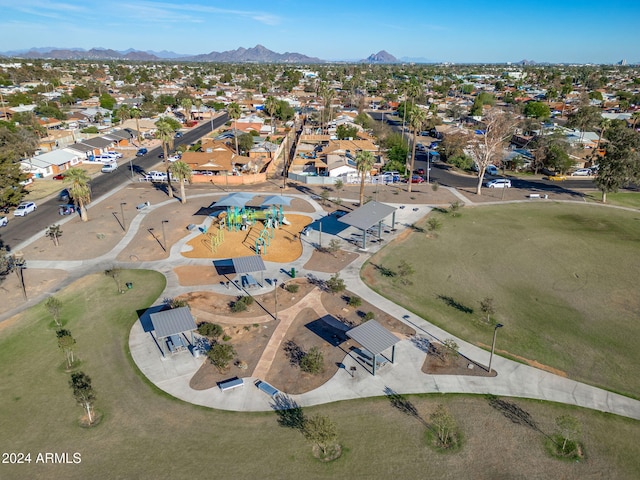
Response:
[140, 171, 169, 182]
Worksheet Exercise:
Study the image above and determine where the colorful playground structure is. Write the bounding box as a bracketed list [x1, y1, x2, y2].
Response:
[208, 205, 293, 256]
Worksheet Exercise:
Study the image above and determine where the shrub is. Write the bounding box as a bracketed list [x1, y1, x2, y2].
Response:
[198, 322, 223, 339]
[427, 217, 442, 232]
[230, 295, 253, 312]
[363, 311, 375, 322]
[431, 181, 440, 192]
[207, 343, 236, 372]
[285, 283, 299, 293]
[300, 347, 324, 374]
[326, 273, 346, 293]
[348, 295, 362, 307]
[222, 334, 231, 342]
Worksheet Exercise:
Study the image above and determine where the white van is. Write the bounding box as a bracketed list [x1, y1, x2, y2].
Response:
[101, 162, 118, 173]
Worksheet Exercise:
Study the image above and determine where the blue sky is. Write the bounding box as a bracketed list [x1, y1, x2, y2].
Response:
[0, 0, 639, 63]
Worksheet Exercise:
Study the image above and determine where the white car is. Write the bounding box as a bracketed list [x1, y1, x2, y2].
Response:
[101, 162, 118, 173]
[0, 215, 7, 227]
[106, 151, 123, 159]
[485, 179, 512, 188]
[571, 168, 591, 176]
[14, 202, 37, 216]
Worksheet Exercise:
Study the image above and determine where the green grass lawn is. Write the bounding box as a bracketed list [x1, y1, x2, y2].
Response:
[364, 202, 640, 398]
[583, 191, 640, 209]
[0, 268, 639, 479]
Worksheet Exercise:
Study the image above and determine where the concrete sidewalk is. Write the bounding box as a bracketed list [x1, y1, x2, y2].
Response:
[7, 186, 640, 420]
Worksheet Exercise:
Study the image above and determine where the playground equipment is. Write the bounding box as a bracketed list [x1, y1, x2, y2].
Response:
[208, 224, 224, 253]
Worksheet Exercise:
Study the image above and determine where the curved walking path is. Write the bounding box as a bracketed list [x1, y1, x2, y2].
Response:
[4, 185, 640, 420]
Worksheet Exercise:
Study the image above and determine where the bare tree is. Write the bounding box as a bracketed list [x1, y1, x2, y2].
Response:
[468, 110, 516, 195]
[45, 224, 62, 246]
[45, 296, 62, 327]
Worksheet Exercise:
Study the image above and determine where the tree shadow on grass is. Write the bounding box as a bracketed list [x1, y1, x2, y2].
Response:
[437, 294, 474, 314]
[370, 263, 396, 278]
[487, 395, 540, 432]
[271, 394, 306, 431]
[384, 387, 427, 426]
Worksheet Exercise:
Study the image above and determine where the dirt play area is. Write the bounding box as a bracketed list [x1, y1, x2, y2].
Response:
[186, 277, 417, 394]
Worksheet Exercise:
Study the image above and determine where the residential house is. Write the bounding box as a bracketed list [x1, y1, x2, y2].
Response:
[21, 149, 83, 178]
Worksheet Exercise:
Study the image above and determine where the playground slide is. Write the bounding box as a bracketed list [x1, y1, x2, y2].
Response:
[281, 216, 291, 225]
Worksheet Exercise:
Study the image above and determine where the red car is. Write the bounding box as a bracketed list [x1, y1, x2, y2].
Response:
[53, 173, 65, 180]
[411, 175, 425, 183]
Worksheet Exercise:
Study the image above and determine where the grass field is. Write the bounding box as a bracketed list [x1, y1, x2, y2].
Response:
[1, 268, 639, 479]
[583, 191, 640, 209]
[363, 202, 640, 398]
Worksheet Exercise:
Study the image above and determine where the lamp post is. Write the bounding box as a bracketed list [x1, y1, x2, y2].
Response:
[161, 220, 169, 252]
[488, 323, 503, 374]
[120, 202, 127, 232]
[273, 278, 278, 321]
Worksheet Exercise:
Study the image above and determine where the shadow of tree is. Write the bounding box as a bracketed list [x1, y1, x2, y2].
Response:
[283, 340, 304, 366]
[487, 395, 539, 432]
[371, 263, 396, 278]
[384, 387, 427, 426]
[437, 294, 474, 314]
[271, 394, 306, 431]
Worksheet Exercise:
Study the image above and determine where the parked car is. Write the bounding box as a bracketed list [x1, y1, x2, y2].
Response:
[136, 148, 148, 156]
[58, 189, 70, 202]
[546, 174, 567, 182]
[410, 175, 425, 183]
[106, 151, 123, 159]
[486, 165, 499, 176]
[414, 168, 425, 175]
[175, 131, 183, 138]
[101, 162, 118, 173]
[485, 179, 512, 188]
[14, 201, 37, 216]
[0, 215, 7, 227]
[571, 168, 591, 176]
[53, 173, 65, 180]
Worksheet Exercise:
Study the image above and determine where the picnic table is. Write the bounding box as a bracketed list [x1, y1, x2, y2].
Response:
[242, 274, 259, 289]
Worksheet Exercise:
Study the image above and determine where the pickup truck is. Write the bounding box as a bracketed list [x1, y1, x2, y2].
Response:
[140, 171, 168, 182]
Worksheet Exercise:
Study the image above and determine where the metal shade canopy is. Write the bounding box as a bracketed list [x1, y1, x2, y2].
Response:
[210, 192, 255, 208]
[260, 194, 294, 207]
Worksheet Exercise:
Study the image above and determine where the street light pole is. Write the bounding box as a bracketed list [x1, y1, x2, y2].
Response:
[161, 220, 169, 252]
[488, 323, 503, 373]
[120, 202, 127, 232]
[273, 278, 278, 321]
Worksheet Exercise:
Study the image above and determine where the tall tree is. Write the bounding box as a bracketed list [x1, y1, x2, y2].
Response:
[155, 118, 180, 198]
[303, 414, 338, 457]
[69, 371, 96, 424]
[226, 102, 242, 155]
[130, 107, 142, 144]
[63, 168, 91, 221]
[180, 97, 192, 122]
[57, 329, 76, 368]
[594, 123, 640, 203]
[355, 150, 375, 206]
[45, 296, 62, 327]
[468, 110, 516, 195]
[407, 106, 427, 192]
[264, 95, 278, 135]
[169, 160, 192, 204]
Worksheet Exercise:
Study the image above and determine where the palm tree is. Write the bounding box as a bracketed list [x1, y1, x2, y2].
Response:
[118, 104, 130, 126]
[355, 150, 375, 206]
[264, 96, 278, 135]
[194, 99, 203, 121]
[407, 106, 426, 192]
[63, 168, 91, 222]
[130, 107, 142, 144]
[170, 161, 192, 204]
[155, 118, 176, 198]
[181, 97, 192, 123]
[227, 102, 242, 154]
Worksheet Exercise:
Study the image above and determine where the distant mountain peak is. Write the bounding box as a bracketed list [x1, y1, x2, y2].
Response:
[363, 50, 398, 63]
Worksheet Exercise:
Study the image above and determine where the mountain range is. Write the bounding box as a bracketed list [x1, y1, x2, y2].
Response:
[0, 45, 405, 64]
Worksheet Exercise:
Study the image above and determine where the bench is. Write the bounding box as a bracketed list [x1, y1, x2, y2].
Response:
[136, 201, 150, 210]
[527, 193, 548, 199]
[219, 377, 244, 392]
[256, 380, 279, 397]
